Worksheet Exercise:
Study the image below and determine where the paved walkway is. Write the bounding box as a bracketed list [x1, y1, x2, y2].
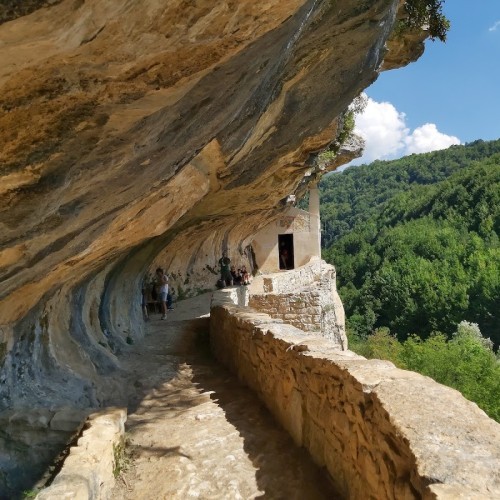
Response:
[111, 293, 337, 499]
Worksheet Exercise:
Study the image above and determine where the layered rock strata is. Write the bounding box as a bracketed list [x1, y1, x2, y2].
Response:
[0, 0, 423, 412]
[0, 0, 428, 494]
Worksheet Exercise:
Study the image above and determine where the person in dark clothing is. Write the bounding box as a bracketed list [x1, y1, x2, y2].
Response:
[230, 265, 241, 285]
[219, 252, 233, 286]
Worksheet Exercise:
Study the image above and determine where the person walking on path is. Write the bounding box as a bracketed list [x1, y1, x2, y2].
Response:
[156, 267, 169, 320]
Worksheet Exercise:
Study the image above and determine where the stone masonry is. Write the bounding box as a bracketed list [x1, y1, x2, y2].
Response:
[210, 291, 500, 499]
[36, 408, 126, 500]
[249, 260, 346, 349]
[250, 290, 323, 334]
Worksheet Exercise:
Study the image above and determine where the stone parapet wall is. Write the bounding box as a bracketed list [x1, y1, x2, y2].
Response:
[261, 259, 325, 294]
[249, 291, 322, 333]
[210, 294, 500, 499]
[250, 261, 346, 349]
[36, 407, 126, 500]
[212, 285, 249, 308]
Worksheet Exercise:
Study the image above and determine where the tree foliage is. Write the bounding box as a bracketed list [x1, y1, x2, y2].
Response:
[321, 139, 500, 420]
[403, 0, 450, 41]
[348, 322, 500, 422]
[320, 139, 500, 346]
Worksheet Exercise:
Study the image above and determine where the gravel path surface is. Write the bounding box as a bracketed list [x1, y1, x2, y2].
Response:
[111, 293, 337, 499]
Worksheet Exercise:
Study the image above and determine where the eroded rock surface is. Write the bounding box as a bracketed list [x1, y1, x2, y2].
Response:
[0, 0, 428, 495]
[0, 0, 424, 408]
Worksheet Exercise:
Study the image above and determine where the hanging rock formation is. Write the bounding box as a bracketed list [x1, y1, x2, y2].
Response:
[0, 0, 426, 412]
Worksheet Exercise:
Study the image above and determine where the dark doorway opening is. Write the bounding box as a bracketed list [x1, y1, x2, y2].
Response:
[278, 234, 294, 270]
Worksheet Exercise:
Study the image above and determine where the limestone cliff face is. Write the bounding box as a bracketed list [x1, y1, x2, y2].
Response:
[0, 0, 426, 409]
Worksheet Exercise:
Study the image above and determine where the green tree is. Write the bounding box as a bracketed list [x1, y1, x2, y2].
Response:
[348, 322, 500, 422]
[401, 322, 500, 421]
[321, 140, 500, 346]
[403, 0, 450, 41]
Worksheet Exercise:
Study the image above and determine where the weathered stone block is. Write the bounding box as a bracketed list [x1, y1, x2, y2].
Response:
[37, 407, 126, 500]
[304, 419, 326, 467]
[357, 446, 380, 493]
[285, 388, 303, 447]
[37, 475, 90, 500]
[305, 392, 322, 422]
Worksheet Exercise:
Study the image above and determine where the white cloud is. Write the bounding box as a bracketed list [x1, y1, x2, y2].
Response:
[405, 123, 460, 154]
[489, 20, 500, 32]
[350, 96, 460, 165]
[353, 98, 408, 163]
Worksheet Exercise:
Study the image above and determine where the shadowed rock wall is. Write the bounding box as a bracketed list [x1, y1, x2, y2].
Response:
[0, 0, 425, 487]
[0, 0, 424, 411]
[0, 0, 427, 494]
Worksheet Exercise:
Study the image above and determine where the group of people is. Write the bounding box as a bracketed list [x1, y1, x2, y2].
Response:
[219, 252, 251, 287]
[141, 267, 174, 321]
[141, 253, 251, 321]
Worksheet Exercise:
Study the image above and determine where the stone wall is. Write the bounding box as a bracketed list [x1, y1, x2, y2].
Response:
[36, 407, 126, 500]
[249, 290, 322, 333]
[249, 261, 346, 349]
[210, 293, 500, 499]
[0, 407, 90, 496]
[259, 259, 323, 294]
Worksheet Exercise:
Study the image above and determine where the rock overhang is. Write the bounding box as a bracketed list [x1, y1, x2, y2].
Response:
[0, 0, 428, 407]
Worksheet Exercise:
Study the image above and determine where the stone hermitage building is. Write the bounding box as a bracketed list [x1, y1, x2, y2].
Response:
[252, 186, 322, 273]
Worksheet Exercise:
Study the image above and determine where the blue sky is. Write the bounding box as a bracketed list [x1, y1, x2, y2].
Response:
[351, 0, 500, 165]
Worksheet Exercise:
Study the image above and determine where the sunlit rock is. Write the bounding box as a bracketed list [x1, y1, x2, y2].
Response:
[0, 1, 429, 494]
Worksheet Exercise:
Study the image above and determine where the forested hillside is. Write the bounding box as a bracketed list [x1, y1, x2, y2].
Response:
[321, 139, 500, 345]
[321, 139, 500, 248]
[320, 139, 500, 421]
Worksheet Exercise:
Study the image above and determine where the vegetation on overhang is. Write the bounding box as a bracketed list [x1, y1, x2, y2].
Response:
[403, 0, 450, 42]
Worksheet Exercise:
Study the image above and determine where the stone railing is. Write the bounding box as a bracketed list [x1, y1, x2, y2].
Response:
[249, 261, 346, 349]
[260, 258, 324, 294]
[210, 291, 500, 499]
[36, 407, 126, 499]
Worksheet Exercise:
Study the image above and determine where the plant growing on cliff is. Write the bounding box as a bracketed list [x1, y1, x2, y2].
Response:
[22, 490, 38, 499]
[403, 0, 450, 41]
[317, 94, 367, 168]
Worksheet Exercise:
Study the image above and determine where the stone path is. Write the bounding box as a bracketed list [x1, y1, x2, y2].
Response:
[110, 293, 337, 499]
